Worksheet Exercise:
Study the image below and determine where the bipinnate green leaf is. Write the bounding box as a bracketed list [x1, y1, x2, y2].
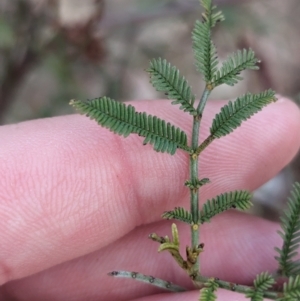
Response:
[162, 207, 193, 225]
[147, 58, 197, 116]
[70, 97, 190, 155]
[199, 190, 252, 223]
[210, 90, 276, 138]
[212, 49, 260, 87]
[275, 182, 300, 277]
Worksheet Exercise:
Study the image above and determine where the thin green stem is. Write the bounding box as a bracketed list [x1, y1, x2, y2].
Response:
[197, 88, 211, 116]
[196, 134, 215, 156]
[190, 88, 211, 274]
[190, 117, 200, 265]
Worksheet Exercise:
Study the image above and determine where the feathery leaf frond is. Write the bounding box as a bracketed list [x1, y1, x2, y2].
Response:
[199, 287, 217, 301]
[192, 1, 224, 83]
[199, 278, 219, 301]
[70, 97, 190, 155]
[275, 182, 300, 277]
[282, 275, 300, 300]
[192, 0, 224, 83]
[147, 58, 197, 115]
[254, 272, 275, 291]
[199, 288, 217, 301]
[245, 289, 264, 301]
[200, 0, 225, 28]
[192, 20, 218, 83]
[162, 207, 193, 224]
[212, 49, 259, 87]
[199, 190, 252, 224]
[210, 90, 276, 138]
[245, 272, 274, 301]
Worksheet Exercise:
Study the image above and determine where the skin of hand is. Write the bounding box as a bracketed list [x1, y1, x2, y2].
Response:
[0, 97, 299, 301]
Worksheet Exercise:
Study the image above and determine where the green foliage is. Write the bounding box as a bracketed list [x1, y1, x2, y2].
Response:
[192, 1, 224, 83]
[204, 277, 219, 291]
[253, 272, 275, 291]
[162, 207, 193, 224]
[147, 58, 197, 116]
[199, 190, 252, 224]
[185, 178, 211, 189]
[199, 288, 217, 301]
[162, 187, 251, 226]
[71, 0, 300, 300]
[246, 290, 264, 301]
[200, 0, 225, 28]
[192, 19, 218, 83]
[199, 278, 219, 301]
[246, 272, 275, 301]
[192, 0, 224, 83]
[281, 275, 300, 301]
[212, 49, 260, 87]
[70, 97, 190, 155]
[193, 3, 258, 88]
[275, 183, 300, 277]
[210, 89, 276, 138]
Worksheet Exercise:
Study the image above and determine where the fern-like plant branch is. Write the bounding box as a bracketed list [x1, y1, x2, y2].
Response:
[192, 0, 224, 84]
[245, 272, 275, 301]
[192, 20, 218, 84]
[210, 89, 276, 139]
[199, 278, 219, 301]
[162, 207, 193, 224]
[147, 58, 197, 116]
[70, 97, 191, 155]
[212, 49, 260, 87]
[199, 190, 252, 224]
[253, 272, 275, 291]
[200, 0, 225, 28]
[281, 275, 300, 300]
[275, 182, 300, 277]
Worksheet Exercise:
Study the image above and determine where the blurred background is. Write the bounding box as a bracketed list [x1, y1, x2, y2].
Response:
[0, 0, 299, 219]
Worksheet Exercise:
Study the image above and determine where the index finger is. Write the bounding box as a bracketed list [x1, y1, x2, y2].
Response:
[0, 97, 299, 284]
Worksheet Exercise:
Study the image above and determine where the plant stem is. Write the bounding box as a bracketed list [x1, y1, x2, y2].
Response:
[108, 270, 187, 292]
[190, 88, 211, 274]
[197, 88, 211, 116]
[196, 134, 215, 156]
[108, 270, 283, 299]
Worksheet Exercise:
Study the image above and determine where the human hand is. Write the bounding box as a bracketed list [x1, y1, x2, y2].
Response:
[0, 97, 299, 301]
